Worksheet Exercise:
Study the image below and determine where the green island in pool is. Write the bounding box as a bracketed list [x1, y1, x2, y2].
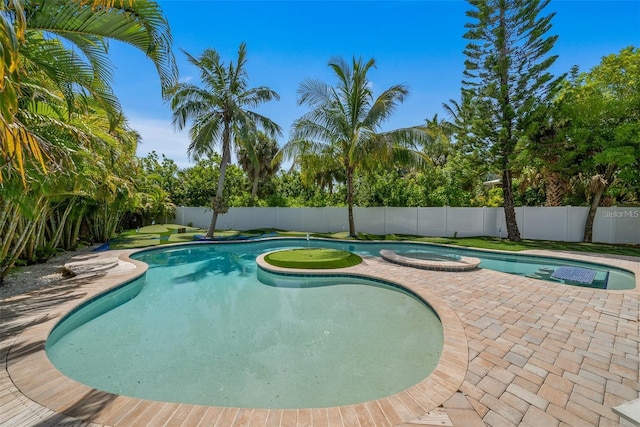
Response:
[264, 248, 362, 269]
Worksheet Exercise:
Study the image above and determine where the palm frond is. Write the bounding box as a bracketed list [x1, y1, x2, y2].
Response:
[297, 79, 332, 107]
[188, 112, 222, 158]
[26, 0, 177, 97]
[363, 84, 409, 129]
[21, 32, 122, 120]
[240, 86, 280, 108]
[0, 117, 51, 185]
[59, 33, 113, 83]
[1, 12, 21, 120]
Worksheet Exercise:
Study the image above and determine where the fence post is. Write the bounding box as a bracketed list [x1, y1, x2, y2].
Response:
[610, 206, 617, 244]
[384, 207, 387, 235]
[482, 206, 486, 236]
[565, 205, 569, 242]
[444, 206, 448, 237]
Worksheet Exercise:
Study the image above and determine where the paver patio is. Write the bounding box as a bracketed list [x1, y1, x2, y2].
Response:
[1, 244, 638, 426]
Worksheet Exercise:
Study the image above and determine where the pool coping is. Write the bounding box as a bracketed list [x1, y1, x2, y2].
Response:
[2, 240, 639, 426]
[379, 249, 481, 272]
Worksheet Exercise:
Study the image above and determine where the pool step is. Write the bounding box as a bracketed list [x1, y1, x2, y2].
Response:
[526, 268, 556, 280]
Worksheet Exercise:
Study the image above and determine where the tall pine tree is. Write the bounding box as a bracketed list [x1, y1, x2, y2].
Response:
[461, 0, 561, 241]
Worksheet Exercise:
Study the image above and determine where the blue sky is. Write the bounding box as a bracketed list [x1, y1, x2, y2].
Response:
[109, 1, 640, 168]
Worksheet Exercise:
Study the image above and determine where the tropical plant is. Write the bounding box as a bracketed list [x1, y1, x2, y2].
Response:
[281, 57, 426, 236]
[1, 0, 177, 185]
[0, 104, 142, 280]
[419, 114, 455, 166]
[139, 151, 180, 196]
[293, 140, 345, 195]
[170, 43, 281, 238]
[171, 156, 250, 208]
[557, 47, 640, 242]
[461, 0, 563, 241]
[0, 0, 177, 281]
[521, 105, 571, 207]
[267, 169, 341, 207]
[236, 130, 281, 205]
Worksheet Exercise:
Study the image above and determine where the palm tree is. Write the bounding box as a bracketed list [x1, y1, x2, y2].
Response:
[170, 43, 282, 238]
[1, 0, 177, 280]
[1, 0, 177, 185]
[281, 57, 425, 237]
[419, 114, 455, 166]
[236, 130, 281, 205]
[298, 146, 345, 194]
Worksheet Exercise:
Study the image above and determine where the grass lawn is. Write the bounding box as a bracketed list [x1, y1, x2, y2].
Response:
[264, 248, 362, 269]
[108, 225, 639, 257]
[109, 224, 204, 249]
[410, 235, 640, 257]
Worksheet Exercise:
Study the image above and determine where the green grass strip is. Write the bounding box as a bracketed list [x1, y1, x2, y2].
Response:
[110, 225, 638, 257]
[264, 248, 362, 269]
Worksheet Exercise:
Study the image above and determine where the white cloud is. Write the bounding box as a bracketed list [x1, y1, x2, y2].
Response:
[130, 116, 193, 169]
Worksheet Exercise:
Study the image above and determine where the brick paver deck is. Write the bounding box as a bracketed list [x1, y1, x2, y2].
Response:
[1, 244, 638, 426]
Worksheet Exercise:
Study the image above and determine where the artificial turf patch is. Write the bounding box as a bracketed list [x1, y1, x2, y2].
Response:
[108, 234, 162, 249]
[264, 248, 362, 269]
[168, 232, 205, 242]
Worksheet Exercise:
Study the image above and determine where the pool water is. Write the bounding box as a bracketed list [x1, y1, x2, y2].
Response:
[397, 251, 462, 262]
[46, 238, 635, 409]
[255, 239, 633, 290]
[46, 243, 443, 408]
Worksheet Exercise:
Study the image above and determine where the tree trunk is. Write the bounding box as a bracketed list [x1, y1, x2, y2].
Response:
[250, 172, 259, 206]
[502, 169, 521, 241]
[0, 196, 46, 281]
[346, 166, 356, 237]
[206, 125, 231, 238]
[49, 198, 76, 252]
[544, 171, 566, 207]
[69, 204, 87, 250]
[583, 169, 615, 243]
[206, 159, 227, 238]
[206, 208, 219, 239]
[583, 188, 604, 243]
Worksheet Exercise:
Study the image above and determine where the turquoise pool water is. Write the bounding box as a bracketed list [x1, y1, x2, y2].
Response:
[45, 238, 634, 409]
[240, 239, 632, 290]
[46, 242, 444, 408]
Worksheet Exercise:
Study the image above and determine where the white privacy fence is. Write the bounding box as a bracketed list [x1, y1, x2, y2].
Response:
[175, 206, 640, 244]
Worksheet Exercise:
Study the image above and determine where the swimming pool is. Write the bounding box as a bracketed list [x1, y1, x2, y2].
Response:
[283, 239, 633, 289]
[46, 242, 444, 408]
[184, 238, 632, 290]
[45, 238, 634, 409]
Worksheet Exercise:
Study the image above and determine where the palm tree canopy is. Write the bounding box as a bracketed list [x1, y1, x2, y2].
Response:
[24, 0, 177, 97]
[284, 56, 425, 171]
[171, 43, 282, 160]
[1, 0, 177, 185]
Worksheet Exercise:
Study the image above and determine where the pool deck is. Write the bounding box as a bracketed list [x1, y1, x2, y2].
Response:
[1, 245, 639, 426]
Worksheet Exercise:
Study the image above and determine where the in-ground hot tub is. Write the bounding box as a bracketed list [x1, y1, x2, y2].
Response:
[380, 249, 481, 272]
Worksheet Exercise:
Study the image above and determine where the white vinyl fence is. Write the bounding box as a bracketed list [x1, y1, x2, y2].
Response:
[174, 206, 640, 244]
